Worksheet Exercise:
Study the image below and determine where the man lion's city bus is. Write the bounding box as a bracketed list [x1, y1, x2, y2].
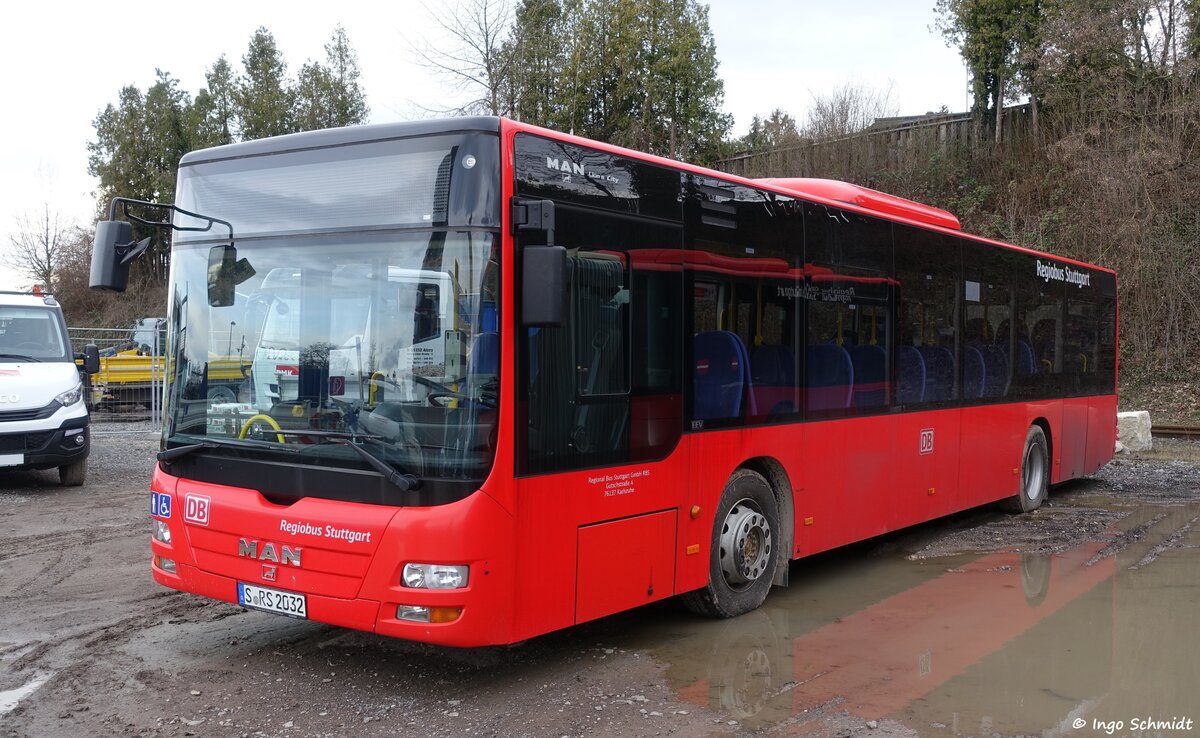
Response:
[90, 117, 1117, 647]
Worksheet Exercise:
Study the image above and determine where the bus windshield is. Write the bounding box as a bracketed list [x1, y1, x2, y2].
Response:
[163, 230, 500, 484]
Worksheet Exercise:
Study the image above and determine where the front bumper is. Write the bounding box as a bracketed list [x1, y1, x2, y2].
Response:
[0, 417, 89, 470]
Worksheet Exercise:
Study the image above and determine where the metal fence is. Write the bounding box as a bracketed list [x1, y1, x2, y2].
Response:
[68, 324, 164, 426]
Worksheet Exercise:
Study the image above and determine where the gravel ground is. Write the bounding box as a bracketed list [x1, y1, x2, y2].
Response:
[1, 422, 1198, 737]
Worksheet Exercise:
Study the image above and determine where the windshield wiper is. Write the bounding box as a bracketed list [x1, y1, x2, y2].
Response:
[157, 436, 299, 462]
[0, 353, 41, 362]
[278, 430, 420, 492]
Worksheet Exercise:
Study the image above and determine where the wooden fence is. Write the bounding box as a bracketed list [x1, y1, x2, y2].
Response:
[716, 104, 1033, 180]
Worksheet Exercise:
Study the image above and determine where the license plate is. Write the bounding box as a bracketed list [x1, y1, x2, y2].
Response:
[237, 582, 307, 619]
[0, 453, 22, 467]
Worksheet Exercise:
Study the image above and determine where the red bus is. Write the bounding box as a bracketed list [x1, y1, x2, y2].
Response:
[91, 117, 1118, 647]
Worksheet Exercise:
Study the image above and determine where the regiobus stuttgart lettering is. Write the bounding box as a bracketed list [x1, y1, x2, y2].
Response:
[1037, 259, 1092, 288]
[278, 519, 372, 544]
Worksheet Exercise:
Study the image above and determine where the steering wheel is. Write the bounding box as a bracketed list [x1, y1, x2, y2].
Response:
[14, 342, 42, 350]
[413, 374, 497, 409]
[426, 390, 473, 407]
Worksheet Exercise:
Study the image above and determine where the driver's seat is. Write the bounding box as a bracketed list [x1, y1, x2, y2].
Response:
[468, 332, 499, 377]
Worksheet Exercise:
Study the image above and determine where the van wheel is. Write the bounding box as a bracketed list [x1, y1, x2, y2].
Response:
[59, 460, 87, 486]
[1008, 425, 1048, 513]
[682, 469, 778, 618]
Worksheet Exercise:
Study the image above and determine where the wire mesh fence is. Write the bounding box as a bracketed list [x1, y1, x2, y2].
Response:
[69, 322, 164, 427]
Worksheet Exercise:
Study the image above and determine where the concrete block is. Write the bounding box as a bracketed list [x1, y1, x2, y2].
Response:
[1116, 410, 1152, 453]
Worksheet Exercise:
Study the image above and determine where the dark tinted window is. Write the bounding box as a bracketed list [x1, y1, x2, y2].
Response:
[803, 203, 894, 419]
[894, 226, 960, 406]
[514, 134, 682, 220]
[520, 209, 683, 475]
[962, 240, 1017, 401]
[686, 179, 803, 428]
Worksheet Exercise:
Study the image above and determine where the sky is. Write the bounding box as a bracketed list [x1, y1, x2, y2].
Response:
[0, 0, 968, 291]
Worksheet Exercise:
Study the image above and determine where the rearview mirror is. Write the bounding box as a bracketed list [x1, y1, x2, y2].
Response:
[522, 245, 567, 327]
[80, 344, 100, 375]
[207, 245, 256, 307]
[90, 221, 143, 292]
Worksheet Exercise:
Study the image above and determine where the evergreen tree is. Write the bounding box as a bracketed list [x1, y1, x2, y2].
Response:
[740, 109, 802, 151]
[88, 71, 191, 281]
[192, 55, 239, 148]
[552, 0, 730, 163]
[294, 26, 369, 130]
[237, 27, 294, 140]
[506, 0, 567, 126]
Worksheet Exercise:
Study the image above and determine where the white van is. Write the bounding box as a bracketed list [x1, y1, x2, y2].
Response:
[0, 291, 98, 485]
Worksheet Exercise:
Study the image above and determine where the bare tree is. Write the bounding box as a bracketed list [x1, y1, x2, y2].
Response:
[802, 81, 899, 140]
[410, 0, 516, 116]
[5, 206, 77, 292]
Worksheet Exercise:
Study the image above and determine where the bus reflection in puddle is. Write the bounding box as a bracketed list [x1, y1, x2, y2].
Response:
[636, 506, 1200, 735]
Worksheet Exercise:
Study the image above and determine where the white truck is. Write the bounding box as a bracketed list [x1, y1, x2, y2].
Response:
[247, 266, 457, 411]
[0, 291, 99, 485]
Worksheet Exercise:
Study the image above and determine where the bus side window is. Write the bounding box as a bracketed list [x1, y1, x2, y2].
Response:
[521, 210, 683, 475]
[804, 204, 894, 418]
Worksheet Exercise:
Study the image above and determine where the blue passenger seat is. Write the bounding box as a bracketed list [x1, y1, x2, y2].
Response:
[750, 344, 798, 416]
[849, 344, 888, 408]
[895, 345, 926, 404]
[919, 345, 955, 401]
[694, 331, 752, 420]
[806, 344, 854, 411]
[963, 345, 986, 399]
[468, 331, 500, 376]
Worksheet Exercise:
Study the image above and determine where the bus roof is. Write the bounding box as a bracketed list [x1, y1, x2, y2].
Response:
[500, 118, 1116, 277]
[179, 117, 501, 167]
[756, 178, 962, 231]
[177, 115, 1112, 277]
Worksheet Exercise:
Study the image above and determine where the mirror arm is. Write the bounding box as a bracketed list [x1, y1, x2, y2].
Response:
[107, 197, 234, 243]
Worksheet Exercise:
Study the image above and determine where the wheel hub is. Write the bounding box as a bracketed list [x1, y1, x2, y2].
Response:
[719, 500, 773, 589]
[1024, 445, 1045, 501]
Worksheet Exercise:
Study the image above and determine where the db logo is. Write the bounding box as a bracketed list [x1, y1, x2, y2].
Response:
[919, 428, 935, 455]
[184, 494, 211, 526]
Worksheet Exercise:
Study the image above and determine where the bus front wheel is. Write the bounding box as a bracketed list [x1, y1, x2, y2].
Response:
[1009, 425, 1049, 513]
[682, 469, 779, 618]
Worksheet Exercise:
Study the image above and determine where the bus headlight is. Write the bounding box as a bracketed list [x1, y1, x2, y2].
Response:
[402, 563, 469, 589]
[152, 519, 172, 544]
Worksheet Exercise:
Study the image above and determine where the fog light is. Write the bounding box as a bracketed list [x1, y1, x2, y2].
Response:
[396, 604, 430, 622]
[396, 605, 462, 623]
[153, 555, 177, 574]
[74, 434, 85, 446]
[402, 563, 469, 589]
[152, 519, 172, 544]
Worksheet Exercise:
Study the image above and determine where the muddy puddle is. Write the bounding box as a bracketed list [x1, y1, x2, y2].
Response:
[619, 496, 1200, 736]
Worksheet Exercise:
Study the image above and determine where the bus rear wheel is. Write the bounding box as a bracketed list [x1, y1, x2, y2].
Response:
[1009, 425, 1049, 513]
[682, 469, 779, 618]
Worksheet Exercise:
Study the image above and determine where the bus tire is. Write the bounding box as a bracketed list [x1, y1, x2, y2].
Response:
[59, 459, 87, 487]
[1008, 425, 1049, 513]
[682, 469, 779, 618]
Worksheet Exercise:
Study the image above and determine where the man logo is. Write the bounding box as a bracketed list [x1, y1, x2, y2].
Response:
[261, 564, 278, 582]
[238, 538, 302, 567]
